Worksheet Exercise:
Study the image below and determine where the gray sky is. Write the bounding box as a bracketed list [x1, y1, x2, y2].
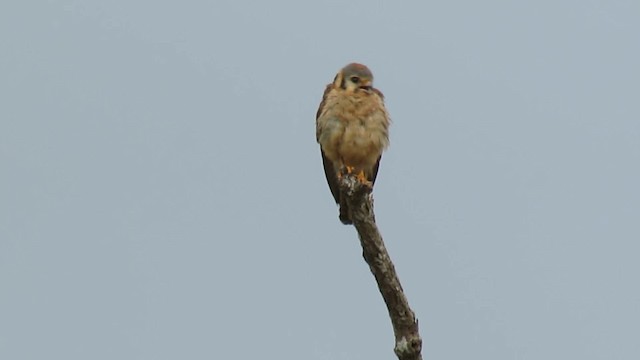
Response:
[1, 1, 639, 359]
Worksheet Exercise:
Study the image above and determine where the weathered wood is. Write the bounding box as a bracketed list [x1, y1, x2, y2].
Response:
[340, 175, 423, 360]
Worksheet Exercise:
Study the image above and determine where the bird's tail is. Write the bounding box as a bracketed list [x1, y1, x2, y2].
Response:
[338, 194, 352, 225]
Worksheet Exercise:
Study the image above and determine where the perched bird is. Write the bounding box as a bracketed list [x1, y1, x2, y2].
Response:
[316, 63, 391, 224]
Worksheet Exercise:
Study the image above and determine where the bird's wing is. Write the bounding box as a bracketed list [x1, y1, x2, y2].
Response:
[321, 149, 341, 204]
[316, 84, 333, 141]
[369, 155, 382, 186]
[316, 84, 341, 204]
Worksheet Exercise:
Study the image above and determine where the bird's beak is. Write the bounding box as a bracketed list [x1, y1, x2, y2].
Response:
[359, 79, 372, 91]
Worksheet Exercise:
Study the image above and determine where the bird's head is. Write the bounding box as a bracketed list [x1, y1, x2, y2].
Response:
[333, 63, 374, 92]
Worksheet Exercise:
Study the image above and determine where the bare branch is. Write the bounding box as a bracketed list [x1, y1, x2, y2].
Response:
[340, 175, 423, 360]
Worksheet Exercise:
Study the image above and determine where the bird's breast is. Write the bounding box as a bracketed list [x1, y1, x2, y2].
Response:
[318, 94, 390, 167]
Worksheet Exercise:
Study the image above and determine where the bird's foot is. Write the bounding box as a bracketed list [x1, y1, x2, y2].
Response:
[356, 170, 373, 188]
[338, 165, 355, 179]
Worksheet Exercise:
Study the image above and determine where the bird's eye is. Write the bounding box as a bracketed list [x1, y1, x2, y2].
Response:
[350, 76, 360, 83]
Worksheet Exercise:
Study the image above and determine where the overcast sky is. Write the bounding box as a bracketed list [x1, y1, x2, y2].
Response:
[1, 1, 639, 359]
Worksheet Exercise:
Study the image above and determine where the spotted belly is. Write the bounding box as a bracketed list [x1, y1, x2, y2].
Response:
[319, 115, 388, 173]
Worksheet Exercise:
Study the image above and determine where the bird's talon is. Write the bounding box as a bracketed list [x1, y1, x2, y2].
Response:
[356, 170, 373, 188]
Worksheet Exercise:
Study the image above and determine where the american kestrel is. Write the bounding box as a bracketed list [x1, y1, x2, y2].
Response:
[316, 63, 390, 224]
